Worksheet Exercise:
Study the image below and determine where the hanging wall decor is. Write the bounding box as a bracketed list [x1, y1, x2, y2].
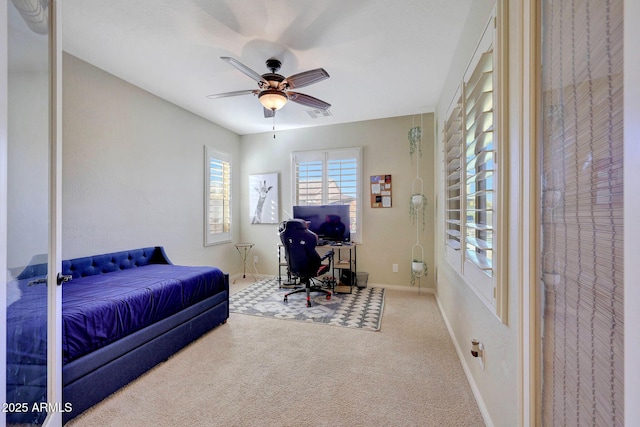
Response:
[408, 114, 427, 288]
[249, 172, 279, 224]
[370, 175, 392, 208]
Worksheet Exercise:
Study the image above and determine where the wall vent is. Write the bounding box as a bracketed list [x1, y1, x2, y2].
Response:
[306, 109, 333, 119]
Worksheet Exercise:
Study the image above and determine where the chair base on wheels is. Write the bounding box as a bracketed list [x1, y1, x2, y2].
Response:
[283, 279, 331, 307]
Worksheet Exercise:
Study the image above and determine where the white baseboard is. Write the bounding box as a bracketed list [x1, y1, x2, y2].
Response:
[370, 282, 435, 293]
[434, 293, 494, 427]
[229, 273, 274, 284]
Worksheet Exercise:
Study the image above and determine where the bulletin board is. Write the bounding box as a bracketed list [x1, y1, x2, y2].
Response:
[370, 175, 392, 208]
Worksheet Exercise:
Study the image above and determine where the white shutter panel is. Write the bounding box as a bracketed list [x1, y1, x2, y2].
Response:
[444, 93, 463, 252]
[463, 48, 494, 275]
[295, 160, 323, 205]
[205, 147, 231, 245]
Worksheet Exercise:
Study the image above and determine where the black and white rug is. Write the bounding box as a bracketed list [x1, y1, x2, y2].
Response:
[230, 277, 385, 331]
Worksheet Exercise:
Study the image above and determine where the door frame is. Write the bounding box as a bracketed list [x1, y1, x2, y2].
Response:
[519, 0, 540, 424]
[44, 1, 63, 426]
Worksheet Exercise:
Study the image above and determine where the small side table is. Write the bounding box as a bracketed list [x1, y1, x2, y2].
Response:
[234, 243, 255, 279]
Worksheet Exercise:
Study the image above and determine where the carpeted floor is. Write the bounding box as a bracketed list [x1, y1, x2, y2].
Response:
[66, 278, 484, 427]
[230, 277, 385, 331]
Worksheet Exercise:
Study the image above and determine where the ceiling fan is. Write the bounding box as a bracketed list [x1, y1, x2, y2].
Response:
[207, 57, 331, 118]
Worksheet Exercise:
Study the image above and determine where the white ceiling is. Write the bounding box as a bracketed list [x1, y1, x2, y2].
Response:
[28, 1, 473, 135]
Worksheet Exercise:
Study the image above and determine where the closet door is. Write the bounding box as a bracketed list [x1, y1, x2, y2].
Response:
[3, 1, 62, 425]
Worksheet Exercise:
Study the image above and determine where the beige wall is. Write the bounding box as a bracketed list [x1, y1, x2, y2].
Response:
[239, 115, 435, 289]
[62, 53, 241, 270]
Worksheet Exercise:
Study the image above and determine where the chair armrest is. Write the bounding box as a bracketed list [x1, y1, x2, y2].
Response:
[320, 250, 334, 261]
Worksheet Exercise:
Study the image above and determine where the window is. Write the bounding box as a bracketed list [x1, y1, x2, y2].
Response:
[292, 147, 362, 243]
[204, 146, 231, 245]
[442, 8, 506, 319]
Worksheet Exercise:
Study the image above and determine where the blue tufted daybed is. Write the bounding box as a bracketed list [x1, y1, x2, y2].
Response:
[6, 247, 229, 424]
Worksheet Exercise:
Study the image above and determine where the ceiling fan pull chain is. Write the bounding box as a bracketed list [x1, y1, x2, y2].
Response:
[273, 112, 276, 139]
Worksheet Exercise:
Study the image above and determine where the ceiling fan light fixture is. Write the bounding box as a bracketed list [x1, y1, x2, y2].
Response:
[259, 90, 287, 111]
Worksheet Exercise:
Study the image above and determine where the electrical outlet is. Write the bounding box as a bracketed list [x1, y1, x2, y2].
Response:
[253, 255, 259, 264]
[478, 343, 485, 370]
[471, 339, 485, 370]
[392, 264, 398, 273]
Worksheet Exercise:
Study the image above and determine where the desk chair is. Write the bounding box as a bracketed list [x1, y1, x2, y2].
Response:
[279, 219, 333, 307]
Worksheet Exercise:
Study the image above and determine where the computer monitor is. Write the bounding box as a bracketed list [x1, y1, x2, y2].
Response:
[292, 205, 350, 242]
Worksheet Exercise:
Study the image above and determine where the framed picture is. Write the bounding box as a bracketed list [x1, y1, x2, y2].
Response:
[249, 173, 279, 224]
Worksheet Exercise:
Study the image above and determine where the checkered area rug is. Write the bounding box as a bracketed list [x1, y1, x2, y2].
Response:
[230, 278, 385, 331]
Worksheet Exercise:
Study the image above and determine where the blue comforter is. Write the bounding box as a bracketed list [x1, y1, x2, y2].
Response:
[62, 264, 225, 363]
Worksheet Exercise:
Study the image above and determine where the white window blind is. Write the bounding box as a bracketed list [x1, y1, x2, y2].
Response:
[205, 147, 231, 245]
[292, 148, 361, 242]
[295, 160, 323, 205]
[444, 93, 463, 254]
[442, 9, 501, 314]
[464, 49, 494, 275]
[327, 157, 357, 205]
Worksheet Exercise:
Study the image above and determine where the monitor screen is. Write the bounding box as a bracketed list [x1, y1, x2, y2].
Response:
[292, 205, 350, 242]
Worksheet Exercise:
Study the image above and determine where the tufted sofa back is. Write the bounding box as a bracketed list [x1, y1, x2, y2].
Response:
[61, 247, 172, 279]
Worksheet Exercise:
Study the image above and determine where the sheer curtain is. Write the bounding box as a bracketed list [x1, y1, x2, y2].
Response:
[540, 0, 624, 425]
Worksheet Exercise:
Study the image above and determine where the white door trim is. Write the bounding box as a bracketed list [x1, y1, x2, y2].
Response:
[43, 1, 63, 426]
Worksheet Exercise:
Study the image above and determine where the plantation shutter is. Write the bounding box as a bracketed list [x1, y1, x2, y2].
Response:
[295, 157, 323, 205]
[292, 148, 361, 241]
[441, 11, 500, 312]
[444, 94, 463, 253]
[463, 45, 495, 275]
[327, 152, 357, 205]
[206, 149, 231, 244]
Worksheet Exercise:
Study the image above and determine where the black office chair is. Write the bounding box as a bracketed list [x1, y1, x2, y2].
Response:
[279, 219, 333, 307]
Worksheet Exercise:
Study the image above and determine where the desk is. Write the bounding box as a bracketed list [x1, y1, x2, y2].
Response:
[234, 243, 254, 279]
[322, 243, 357, 294]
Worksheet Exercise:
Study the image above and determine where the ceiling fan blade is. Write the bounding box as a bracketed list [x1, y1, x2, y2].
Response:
[283, 68, 329, 89]
[221, 57, 269, 86]
[287, 92, 331, 110]
[263, 108, 275, 118]
[206, 89, 258, 99]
